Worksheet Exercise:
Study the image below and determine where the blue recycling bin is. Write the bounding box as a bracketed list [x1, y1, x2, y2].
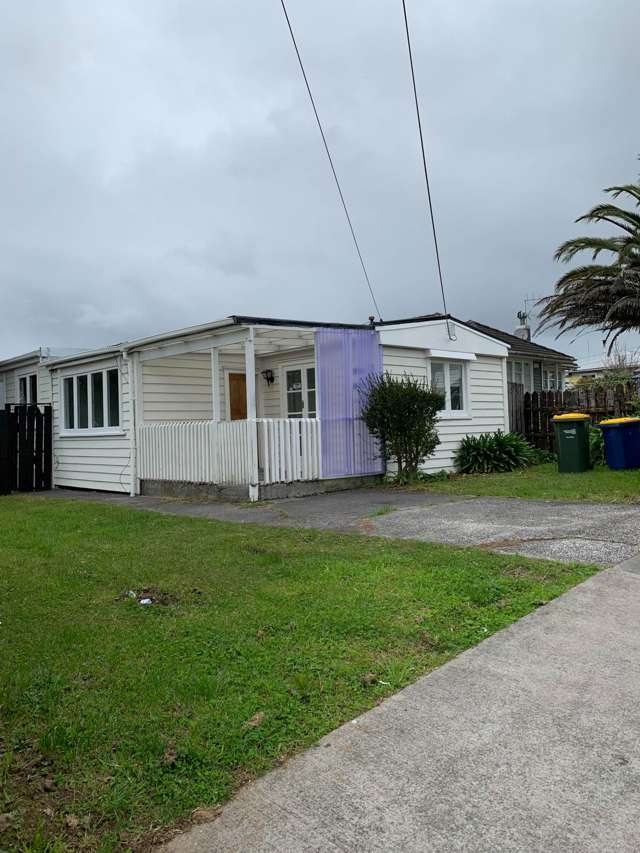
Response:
[599, 418, 640, 470]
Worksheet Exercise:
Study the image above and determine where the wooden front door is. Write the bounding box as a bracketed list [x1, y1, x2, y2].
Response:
[228, 373, 247, 420]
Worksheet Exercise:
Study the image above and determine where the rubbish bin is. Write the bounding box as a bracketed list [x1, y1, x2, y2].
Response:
[598, 417, 640, 470]
[552, 413, 591, 473]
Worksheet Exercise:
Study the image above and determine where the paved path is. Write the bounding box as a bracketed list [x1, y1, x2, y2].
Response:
[163, 560, 640, 853]
[38, 488, 640, 565]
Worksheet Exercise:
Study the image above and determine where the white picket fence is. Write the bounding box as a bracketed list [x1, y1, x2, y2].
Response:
[137, 418, 320, 486]
[258, 418, 320, 484]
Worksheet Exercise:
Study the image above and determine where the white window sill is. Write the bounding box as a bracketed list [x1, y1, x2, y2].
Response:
[437, 411, 472, 421]
[58, 428, 125, 438]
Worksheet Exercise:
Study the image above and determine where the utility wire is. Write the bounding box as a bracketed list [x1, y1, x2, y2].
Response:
[279, 0, 383, 320]
[400, 0, 453, 334]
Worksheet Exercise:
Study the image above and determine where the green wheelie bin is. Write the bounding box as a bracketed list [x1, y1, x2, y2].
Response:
[552, 413, 591, 473]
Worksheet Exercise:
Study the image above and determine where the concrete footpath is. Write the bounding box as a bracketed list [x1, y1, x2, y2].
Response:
[163, 560, 640, 853]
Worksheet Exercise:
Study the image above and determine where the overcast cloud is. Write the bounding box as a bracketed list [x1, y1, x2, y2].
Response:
[1, 0, 639, 359]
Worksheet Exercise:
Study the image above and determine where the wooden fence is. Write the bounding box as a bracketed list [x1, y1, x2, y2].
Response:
[508, 382, 639, 450]
[0, 404, 53, 494]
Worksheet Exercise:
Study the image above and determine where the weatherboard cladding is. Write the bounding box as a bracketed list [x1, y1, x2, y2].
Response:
[51, 356, 132, 493]
[382, 347, 505, 473]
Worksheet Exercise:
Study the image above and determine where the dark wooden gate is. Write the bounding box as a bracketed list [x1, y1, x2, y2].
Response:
[0, 404, 52, 494]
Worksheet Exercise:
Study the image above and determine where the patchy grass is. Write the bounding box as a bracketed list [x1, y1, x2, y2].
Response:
[0, 496, 596, 851]
[406, 463, 640, 503]
[367, 504, 397, 518]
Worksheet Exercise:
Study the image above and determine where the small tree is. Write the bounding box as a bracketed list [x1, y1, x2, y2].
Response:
[360, 373, 444, 481]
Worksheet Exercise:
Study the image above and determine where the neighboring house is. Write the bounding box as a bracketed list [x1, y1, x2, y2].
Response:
[466, 319, 576, 392]
[30, 313, 510, 499]
[567, 352, 640, 386]
[0, 347, 88, 408]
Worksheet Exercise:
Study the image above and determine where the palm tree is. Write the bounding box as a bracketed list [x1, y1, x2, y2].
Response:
[537, 175, 640, 351]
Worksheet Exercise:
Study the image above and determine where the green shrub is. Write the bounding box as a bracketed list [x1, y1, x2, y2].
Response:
[455, 431, 536, 474]
[360, 372, 445, 482]
[589, 425, 605, 466]
[529, 446, 556, 465]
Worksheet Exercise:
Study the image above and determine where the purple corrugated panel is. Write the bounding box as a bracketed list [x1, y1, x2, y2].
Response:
[316, 328, 384, 478]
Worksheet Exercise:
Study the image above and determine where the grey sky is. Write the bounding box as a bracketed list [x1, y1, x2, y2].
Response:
[2, 0, 639, 359]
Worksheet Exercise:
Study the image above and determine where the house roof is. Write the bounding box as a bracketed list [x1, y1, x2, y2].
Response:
[45, 316, 378, 367]
[230, 315, 371, 330]
[372, 312, 449, 327]
[39, 312, 566, 369]
[465, 321, 577, 365]
[0, 349, 41, 370]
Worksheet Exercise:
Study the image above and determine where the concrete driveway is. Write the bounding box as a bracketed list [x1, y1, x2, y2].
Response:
[163, 560, 640, 853]
[40, 487, 640, 566]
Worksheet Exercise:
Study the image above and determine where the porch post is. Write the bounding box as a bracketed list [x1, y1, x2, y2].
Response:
[210, 348, 220, 421]
[128, 350, 143, 497]
[245, 329, 259, 502]
[210, 347, 221, 484]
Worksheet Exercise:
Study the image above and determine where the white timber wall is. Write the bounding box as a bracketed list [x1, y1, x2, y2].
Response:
[256, 347, 315, 419]
[141, 352, 250, 421]
[51, 357, 132, 492]
[140, 348, 314, 422]
[382, 346, 507, 473]
[0, 370, 16, 405]
[1, 360, 51, 405]
[142, 353, 213, 421]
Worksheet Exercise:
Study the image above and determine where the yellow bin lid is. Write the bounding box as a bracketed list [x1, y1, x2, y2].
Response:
[552, 412, 591, 421]
[599, 417, 640, 425]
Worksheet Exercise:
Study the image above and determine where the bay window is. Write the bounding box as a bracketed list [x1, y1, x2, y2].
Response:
[63, 368, 120, 432]
[430, 361, 466, 414]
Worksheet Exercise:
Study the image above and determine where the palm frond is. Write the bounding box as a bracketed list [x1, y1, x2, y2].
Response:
[604, 184, 640, 207]
[577, 203, 640, 234]
[538, 174, 640, 344]
[554, 236, 627, 263]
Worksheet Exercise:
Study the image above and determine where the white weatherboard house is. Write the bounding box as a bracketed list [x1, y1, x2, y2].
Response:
[22, 313, 512, 500]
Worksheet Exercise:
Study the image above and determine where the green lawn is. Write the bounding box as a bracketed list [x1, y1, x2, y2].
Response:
[1, 497, 596, 851]
[411, 463, 640, 503]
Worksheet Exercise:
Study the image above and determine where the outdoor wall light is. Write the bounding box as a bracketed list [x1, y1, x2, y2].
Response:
[261, 369, 275, 386]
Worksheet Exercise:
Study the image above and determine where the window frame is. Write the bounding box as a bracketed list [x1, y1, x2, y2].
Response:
[280, 361, 317, 419]
[17, 371, 38, 405]
[59, 363, 123, 437]
[428, 359, 470, 418]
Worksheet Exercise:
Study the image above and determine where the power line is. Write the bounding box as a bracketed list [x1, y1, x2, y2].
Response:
[400, 0, 452, 332]
[278, 0, 383, 320]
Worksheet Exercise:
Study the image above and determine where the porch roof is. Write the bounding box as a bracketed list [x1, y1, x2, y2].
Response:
[46, 315, 362, 367]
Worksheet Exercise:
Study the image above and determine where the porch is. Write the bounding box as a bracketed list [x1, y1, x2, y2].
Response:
[131, 320, 383, 500]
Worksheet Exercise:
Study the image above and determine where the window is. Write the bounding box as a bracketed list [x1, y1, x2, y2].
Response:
[64, 377, 74, 428]
[91, 371, 104, 427]
[77, 375, 89, 428]
[285, 366, 316, 418]
[18, 373, 38, 404]
[430, 361, 465, 413]
[514, 361, 523, 386]
[63, 368, 120, 431]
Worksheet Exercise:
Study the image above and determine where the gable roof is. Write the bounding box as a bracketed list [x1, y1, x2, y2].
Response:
[465, 321, 576, 365]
